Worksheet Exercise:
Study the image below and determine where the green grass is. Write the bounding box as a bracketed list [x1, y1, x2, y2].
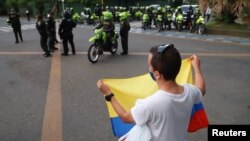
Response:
[206, 20, 250, 31]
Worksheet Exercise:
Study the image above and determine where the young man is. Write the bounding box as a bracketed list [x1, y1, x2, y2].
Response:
[205, 5, 212, 23]
[97, 44, 206, 141]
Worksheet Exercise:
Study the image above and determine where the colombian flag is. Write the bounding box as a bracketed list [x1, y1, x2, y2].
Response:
[103, 58, 209, 138]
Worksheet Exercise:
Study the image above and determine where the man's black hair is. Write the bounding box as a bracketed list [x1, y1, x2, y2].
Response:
[149, 45, 181, 81]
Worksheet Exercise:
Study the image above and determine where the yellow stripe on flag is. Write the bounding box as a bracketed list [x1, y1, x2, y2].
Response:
[103, 58, 193, 118]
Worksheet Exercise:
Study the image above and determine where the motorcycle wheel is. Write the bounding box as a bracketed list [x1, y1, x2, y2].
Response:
[110, 40, 118, 54]
[168, 23, 171, 30]
[142, 22, 146, 30]
[88, 44, 99, 63]
[157, 25, 161, 32]
[198, 25, 205, 35]
[178, 23, 182, 32]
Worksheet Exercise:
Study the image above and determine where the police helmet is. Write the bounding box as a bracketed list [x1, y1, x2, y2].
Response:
[102, 11, 113, 20]
[157, 7, 162, 11]
[64, 10, 70, 19]
[119, 12, 128, 21]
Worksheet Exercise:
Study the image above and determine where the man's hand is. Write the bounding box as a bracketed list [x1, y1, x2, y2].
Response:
[97, 80, 135, 123]
[190, 55, 206, 96]
[97, 80, 112, 96]
[190, 55, 201, 73]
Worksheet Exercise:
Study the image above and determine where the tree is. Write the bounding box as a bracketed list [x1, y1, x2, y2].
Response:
[36, 0, 45, 15]
[199, 0, 250, 23]
[171, 0, 183, 7]
[0, 0, 7, 14]
[4, 0, 19, 12]
[232, 0, 250, 17]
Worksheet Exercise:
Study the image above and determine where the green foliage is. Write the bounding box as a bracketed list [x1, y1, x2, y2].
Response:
[5, 0, 18, 9]
[66, 0, 96, 4]
[207, 19, 250, 31]
[171, 0, 183, 7]
[209, 0, 250, 24]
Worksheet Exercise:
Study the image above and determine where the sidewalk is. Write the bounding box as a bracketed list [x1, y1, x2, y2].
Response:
[122, 21, 250, 46]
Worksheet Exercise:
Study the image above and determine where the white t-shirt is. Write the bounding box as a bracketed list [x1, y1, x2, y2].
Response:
[131, 84, 202, 141]
[206, 7, 212, 15]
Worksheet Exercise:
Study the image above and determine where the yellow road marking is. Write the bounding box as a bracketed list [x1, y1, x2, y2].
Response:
[41, 44, 62, 141]
[0, 52, 42, 55]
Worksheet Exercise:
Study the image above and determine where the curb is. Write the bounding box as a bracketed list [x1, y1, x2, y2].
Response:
[206, 28, 250, 39]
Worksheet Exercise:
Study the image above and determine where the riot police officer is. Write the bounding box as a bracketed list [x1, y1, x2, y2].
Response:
[119, 12, 130, 55]
[94, 4, 102, 21]
[47, 12, 58, 52]
[8, 9, 23, 44]
[36, 15, 51, 57]
[95, 11, 115, 50]
[186, 5, 194, 30]
[26, 9, 30, 21]
[59, 10, 76, 56]
[191, 7, 201, 32]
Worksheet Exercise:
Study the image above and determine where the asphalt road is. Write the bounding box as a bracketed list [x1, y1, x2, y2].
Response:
[0, 19, 250, 141]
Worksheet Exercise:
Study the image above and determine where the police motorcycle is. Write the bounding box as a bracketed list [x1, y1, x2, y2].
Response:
[191, 15, 205, 35]
[172, 7, 184, 32]
[176, 13, 184, 32]
[164, 6, 172, 30]
[87, 11, 119, 63]
[197, 16, 205, 34]
[135, 10, 143, 21]
[142, 12, 150, 30]
[84, 8, 97, 25]
[155, 7, 164, 32]
[89, 13, 99, 25]
[114, 7, 121, 23]
[72, 12, 81, 24]
[156, 14, 163, 32]
[80, 11, 87, 24]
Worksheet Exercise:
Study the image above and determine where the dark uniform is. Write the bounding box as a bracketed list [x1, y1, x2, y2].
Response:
[94, 4, 102, 21]
[26, 9, 30, 21]
[120, 19, 130, 55]
[47, 13, 58, 52]
[36, 15, 50, 57]
[8, 9, 23, 44]
[186, 6, 193, 30]
[59, 11, 76, 56]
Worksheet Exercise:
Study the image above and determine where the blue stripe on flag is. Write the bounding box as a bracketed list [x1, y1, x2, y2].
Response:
[191, 102, 204, 116]
[110, 117, 135, 137]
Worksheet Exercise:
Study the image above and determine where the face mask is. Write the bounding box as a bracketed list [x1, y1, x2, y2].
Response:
[149, 68, 156, 81]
